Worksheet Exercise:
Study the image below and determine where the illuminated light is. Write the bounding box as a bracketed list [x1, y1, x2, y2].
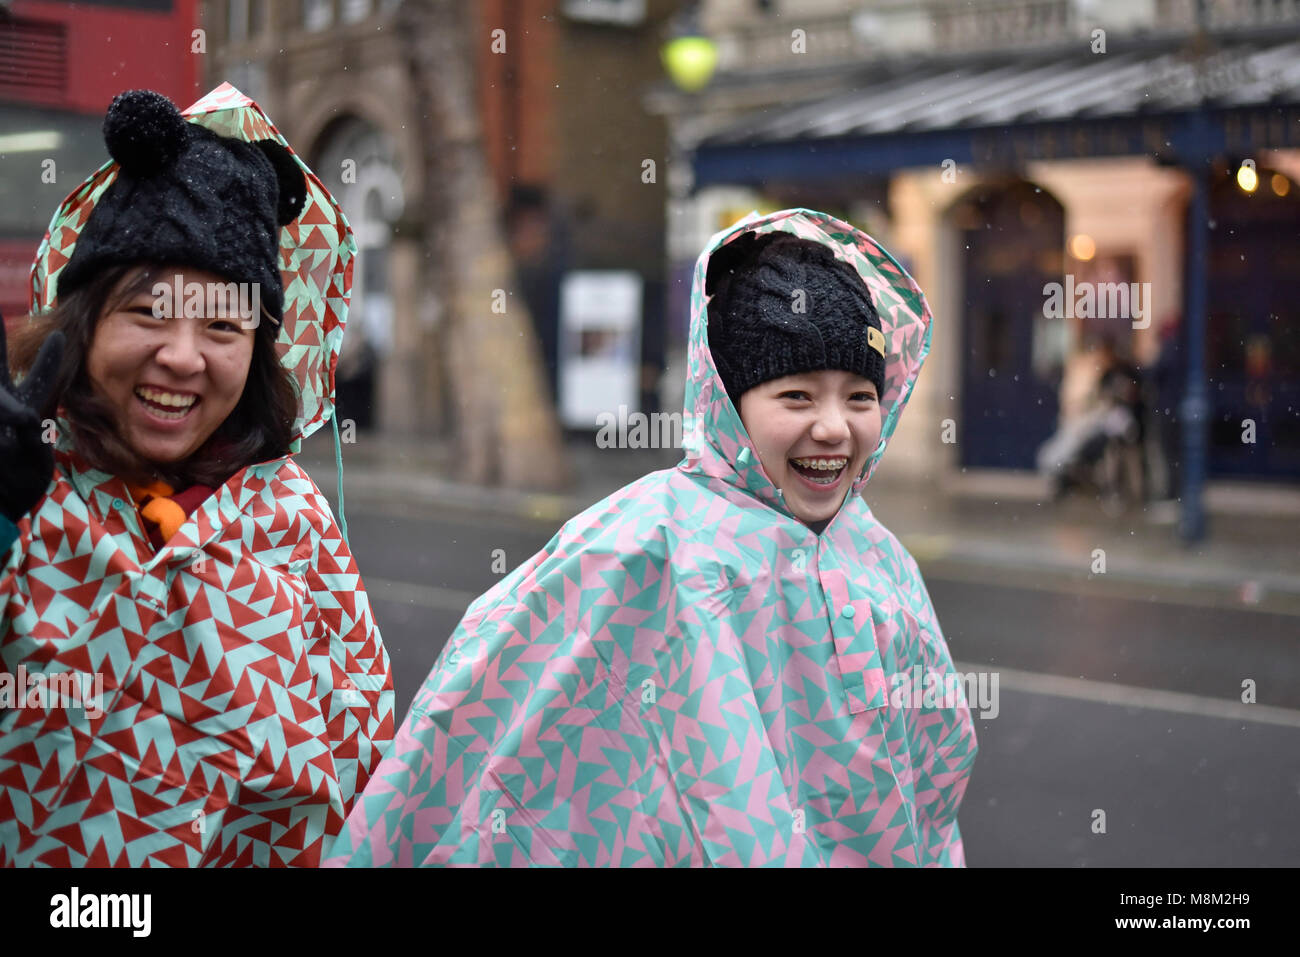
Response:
[661, 36, 718, 92]
[1272, 173, 1291, 197]
[1070, 234, 1096, 261]
[0, 131, 63, 153]
[1236, 163, 1258, 193]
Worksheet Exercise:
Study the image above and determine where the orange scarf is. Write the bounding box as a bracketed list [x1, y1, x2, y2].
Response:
[127, 480, 188, 543]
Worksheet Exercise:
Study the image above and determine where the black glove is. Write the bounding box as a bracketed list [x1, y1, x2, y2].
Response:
[0, 315, 65, 523]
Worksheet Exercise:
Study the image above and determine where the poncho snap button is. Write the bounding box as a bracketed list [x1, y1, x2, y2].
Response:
[111, 498, 125, 510]
[841, 605, 855, 619]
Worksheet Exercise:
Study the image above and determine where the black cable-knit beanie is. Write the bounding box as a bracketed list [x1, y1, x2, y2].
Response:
[705, 231, 886, 406]
[58, 89, 307, 322]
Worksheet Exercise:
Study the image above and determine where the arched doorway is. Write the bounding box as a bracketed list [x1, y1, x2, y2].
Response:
[951, 180, 1065, 469]
[1204, 166, 1300, 479]
[311, 116, 405, 430]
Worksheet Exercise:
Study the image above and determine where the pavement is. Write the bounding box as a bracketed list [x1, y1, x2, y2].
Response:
[297, 427, 1300, 613]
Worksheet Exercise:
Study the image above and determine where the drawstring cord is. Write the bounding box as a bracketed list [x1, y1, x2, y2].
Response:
[330, 410, 349, 544]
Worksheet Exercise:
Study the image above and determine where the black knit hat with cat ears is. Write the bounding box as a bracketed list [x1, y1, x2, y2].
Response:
[58, 89, 306, 323]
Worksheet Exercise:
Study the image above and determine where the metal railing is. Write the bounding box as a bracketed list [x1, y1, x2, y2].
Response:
[708, 0, 1300, 73]
[1157, 0, 1300, 29]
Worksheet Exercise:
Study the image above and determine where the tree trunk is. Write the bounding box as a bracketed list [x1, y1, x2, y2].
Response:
[398, 0, 570, 490]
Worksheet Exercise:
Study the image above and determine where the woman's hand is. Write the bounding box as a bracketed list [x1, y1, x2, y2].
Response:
[0, 316, 65, 523]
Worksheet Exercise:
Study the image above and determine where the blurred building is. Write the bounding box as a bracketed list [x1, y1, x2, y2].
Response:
[203, 0, 672, 435]
[650, 0, 1300, 486]
[0, 0, 202, 321]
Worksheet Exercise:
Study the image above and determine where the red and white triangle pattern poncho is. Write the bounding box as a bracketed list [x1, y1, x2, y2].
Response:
[0, 84, 394, 866]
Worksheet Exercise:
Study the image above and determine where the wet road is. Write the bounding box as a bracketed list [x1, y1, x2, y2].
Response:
[342, 498, 1300, 867]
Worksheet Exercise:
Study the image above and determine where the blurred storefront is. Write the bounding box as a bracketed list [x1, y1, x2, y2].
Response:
[204, 0, 673, 436]
[1, 0, 202, 321]
[650, 0, 1300, 489]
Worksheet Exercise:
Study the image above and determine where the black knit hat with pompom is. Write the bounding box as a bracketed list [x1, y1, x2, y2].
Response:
[58, 89, 306, 322]
[706, 230, 886, 405]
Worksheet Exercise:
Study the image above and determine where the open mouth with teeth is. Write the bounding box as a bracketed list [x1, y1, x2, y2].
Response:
[789, 456, 849, 486]
[134, 385, 199, 421]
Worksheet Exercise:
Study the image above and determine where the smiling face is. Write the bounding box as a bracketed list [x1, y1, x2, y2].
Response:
[85, 267, 256, 466]
[737, 369, 883, 528]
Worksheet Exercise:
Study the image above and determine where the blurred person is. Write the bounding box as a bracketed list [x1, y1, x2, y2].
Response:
[1037, 333, 1144, 506]
[325, 209, 977, 867]
[505, 185, 562, 401]
[0, 88, 393, 866]
[1058, 331, 1112, 422]
[1097, 336, 1147, 503]
[334, 329, 378, 430]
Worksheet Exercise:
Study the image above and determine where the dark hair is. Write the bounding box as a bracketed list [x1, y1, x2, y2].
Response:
[8, 263, 299, 488]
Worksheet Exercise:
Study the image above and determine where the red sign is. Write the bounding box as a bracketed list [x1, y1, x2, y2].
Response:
[5, 0, 201, 113]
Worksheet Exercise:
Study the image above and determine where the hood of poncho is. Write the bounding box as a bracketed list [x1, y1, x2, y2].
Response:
[682, 208, 933, 520]
[28, 82, 356, 444]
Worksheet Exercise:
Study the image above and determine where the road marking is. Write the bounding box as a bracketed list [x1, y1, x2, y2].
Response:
[956, 659, 1300, 729]
[919, 553, 1300, 617]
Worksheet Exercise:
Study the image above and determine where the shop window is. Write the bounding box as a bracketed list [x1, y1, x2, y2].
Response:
[303, 0, 331, 31]
[950, 179, 1065, 469]
[311, 116, 405, 430]
[341, 0, 369, 23]
[562, 0, 646, 26]
[1204, 165, 1300, 477]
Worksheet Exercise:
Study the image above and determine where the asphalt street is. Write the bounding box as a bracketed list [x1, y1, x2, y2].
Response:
[341, 497, 1300, 867]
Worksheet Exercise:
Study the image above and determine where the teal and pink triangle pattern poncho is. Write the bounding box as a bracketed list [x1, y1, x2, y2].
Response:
[0, 85, 395, 866]
[324, 208, 978, 867]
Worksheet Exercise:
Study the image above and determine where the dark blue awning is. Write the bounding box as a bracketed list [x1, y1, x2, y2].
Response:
[693, 37, 1300, 185]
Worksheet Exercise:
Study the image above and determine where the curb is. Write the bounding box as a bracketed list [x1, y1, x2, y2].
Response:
[902, 533, 1300, 607]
